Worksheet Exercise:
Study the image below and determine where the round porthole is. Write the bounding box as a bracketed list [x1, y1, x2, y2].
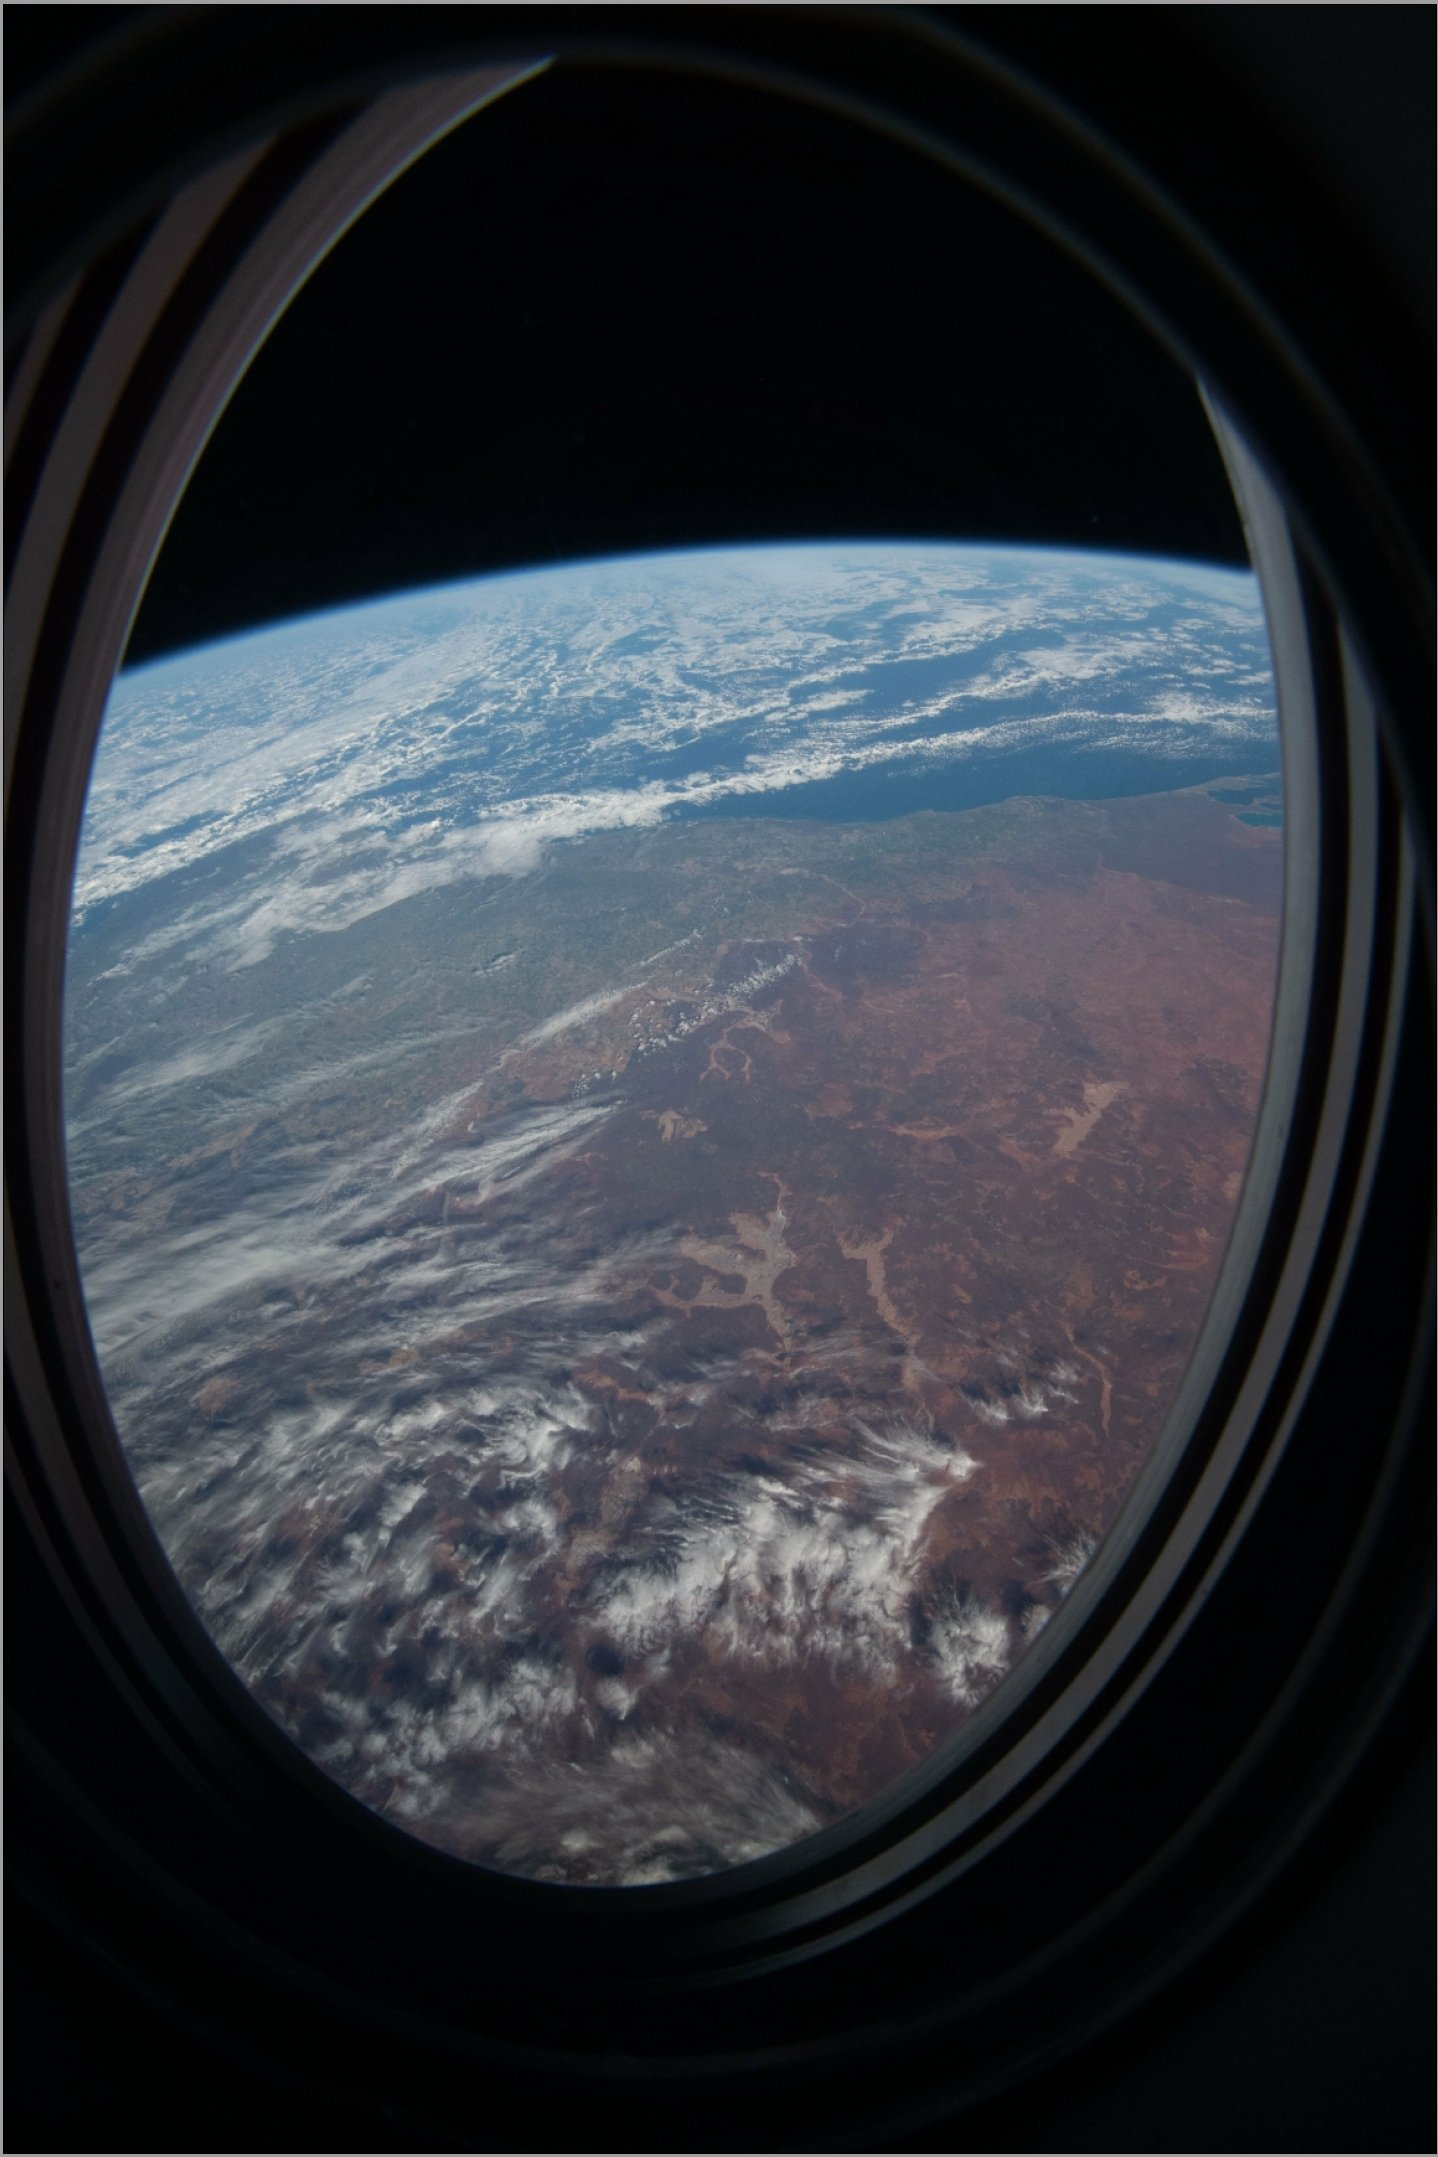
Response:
[7, 13, 1431, 2151]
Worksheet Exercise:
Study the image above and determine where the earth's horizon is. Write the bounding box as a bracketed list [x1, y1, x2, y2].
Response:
[66, 540, 1283, 1884]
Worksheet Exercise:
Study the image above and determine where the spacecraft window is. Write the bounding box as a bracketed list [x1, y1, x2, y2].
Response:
[6, 23, 1429, 2131]
[53, 57, 1294, 1891]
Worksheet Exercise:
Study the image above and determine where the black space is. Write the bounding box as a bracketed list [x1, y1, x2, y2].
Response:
[128, 56, 1244, 666]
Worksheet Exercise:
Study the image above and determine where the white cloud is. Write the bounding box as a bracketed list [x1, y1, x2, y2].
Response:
[591, 1412, 976, 1681]
[926, 1586, 1013, 1707]
[73, 541, 1276, 965]
[446, 1729, 824, 1885]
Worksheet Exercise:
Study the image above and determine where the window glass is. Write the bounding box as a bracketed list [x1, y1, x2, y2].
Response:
[65, 538, 1282, 1883]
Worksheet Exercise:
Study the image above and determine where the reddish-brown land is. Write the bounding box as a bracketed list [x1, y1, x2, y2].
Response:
[69, 784, 1283, 1882]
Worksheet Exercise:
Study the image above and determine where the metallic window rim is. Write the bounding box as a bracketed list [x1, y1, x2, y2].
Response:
[6, 14, 1432, 2142]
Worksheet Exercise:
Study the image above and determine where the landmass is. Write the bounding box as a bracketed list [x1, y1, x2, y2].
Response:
[65, 780, 1282, 1882]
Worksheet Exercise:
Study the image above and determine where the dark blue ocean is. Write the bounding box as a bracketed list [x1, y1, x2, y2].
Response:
[678, 741, 1281, 828]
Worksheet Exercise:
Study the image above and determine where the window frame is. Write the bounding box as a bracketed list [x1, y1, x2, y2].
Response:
[6, 14, 1431, 2144]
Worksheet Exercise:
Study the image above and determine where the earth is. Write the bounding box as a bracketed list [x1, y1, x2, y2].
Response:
[65, 542, 1282, 1885]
